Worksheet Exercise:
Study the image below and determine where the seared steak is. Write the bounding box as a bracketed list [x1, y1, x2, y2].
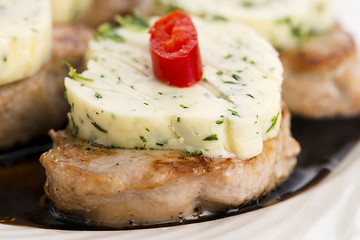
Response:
[40, 106, 300, 228]
[0, 24, 93, 151]
[281, 25, 360, 118]
[82, 0, 151, 27]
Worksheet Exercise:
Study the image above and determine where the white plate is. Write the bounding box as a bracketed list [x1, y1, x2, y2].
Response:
[1, 0, 360, 239]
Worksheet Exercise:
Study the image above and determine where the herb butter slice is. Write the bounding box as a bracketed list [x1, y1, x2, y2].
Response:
[154, 0, 335, 49]
[51, 0, 93, 23]
[0, 0, 52, 85]
[65, 17, 283, 160]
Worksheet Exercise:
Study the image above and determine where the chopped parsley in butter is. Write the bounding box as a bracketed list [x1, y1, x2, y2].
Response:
[154, 0, 335, 49]
[65, 16, 283, 160]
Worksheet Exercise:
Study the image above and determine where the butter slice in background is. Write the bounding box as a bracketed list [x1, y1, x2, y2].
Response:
[154, 0, 336, 49]
[51, 0, 93, 23]
[0, 0, 52, 85]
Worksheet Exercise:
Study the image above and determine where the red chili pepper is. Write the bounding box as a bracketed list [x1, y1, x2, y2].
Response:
[149, 10, 203, 88]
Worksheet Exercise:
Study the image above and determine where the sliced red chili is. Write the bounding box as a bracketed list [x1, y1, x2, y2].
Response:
[149, 10, 203, 88]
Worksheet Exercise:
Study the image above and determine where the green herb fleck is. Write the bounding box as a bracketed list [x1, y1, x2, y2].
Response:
[203, 134, 219, 141]
[180, 104, 188, 109]
[224, 81, 239, 84]
[95, 92, 102, 99]
[91, 121, 108, 133]
[115, 11, 149, 31]
[62, 61, 94, 82]
[267, 112, 280, 133]
[216, 119, 224, 124]
[242, 1, 254, 7]
[232, 74, 241, 81]
[212, 15, 227, 21]
[177, 117, 181, 122]
[276, 17, 307, 41]
[246, 94, 255, 99]
[3, 55, 7, 62]
[228, 109, 240, 117]
[95, 23, 125, 42]
[216, 70, 223, 75]
[224, 54, 233, 59]
[156, 142, 164, 146]
[276, 17, 291, 25]
[139, 136, 147, 142]
[291, 26, 302, 39]
[146, 128, 150, 132]
[70, 114, 79, 136]
[70, 102, 75, 112]
[185, 149, 203, 156]
[202, 78, 208, 82]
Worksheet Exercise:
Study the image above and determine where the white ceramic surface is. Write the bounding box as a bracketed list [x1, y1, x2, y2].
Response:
[1, 0, 359, 239]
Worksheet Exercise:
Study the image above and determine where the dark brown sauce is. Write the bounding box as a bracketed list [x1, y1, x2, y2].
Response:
[0, 116, 360, 230]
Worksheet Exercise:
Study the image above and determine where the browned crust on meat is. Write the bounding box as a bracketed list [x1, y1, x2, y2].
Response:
[280, 25, 360, 118]
[80, 0, 137, 27]
[40, 106, 300, 228]
[280, 25, 356, 71]
[0, 25, 93, 151]
[51, 24, 94, 66]
[75, 0, 153, 27]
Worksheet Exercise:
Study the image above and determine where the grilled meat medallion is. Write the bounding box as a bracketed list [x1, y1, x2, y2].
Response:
[281, 25, 360, 118]
[0, 25, 93, 151]
[40, 106, 300, 228]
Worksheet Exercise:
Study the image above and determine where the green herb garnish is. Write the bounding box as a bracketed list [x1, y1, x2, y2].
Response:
[216, 120, 224, 124]
[232, 74, 241, 81]
[115, 11, 149, 31]
[228, 109, 240, 117]
[91, 121, 108, 133]
[95, 92, 102, 99]
[203, 134, 219, 141]
[242, 1, 254, 7]
[224, 81, 239, 84]
[246, 94, 255, 99]
[267, 112, 280, 133]
[62, 61, 94, 82]
[139, 136, 147, 142]
[70, 114, 79, 136]
[95, 23, 125, 42]
[212, 15, 227, 21]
